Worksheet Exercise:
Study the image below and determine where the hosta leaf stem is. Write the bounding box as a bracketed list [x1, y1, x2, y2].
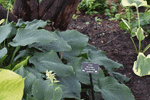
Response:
[130, 37, 138, 54]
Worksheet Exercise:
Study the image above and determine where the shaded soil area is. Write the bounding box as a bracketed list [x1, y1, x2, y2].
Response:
[67, 13, 150, 100]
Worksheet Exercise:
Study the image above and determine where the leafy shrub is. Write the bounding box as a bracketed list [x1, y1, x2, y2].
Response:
[0, 19, 135, 99]
[77, 0, 106, 15]
[0, 0, 15, 10]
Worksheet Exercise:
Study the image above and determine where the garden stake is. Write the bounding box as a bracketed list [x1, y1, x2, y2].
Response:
[89, 73, 95, 100]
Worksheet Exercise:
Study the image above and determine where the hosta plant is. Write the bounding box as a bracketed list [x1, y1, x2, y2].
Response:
[0, 19, 135, 100]
[120, 0, 150, 76]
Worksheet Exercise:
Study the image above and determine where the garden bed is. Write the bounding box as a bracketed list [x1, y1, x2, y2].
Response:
[68, 13, 150, 100]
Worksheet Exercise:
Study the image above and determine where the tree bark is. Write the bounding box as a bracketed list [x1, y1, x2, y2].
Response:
[0, 5, 17, 22]
[0, 0, 81, 30]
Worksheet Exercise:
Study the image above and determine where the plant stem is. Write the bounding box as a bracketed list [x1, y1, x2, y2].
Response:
[60, 51, 64, 61]
[136, 6, 140, 28]
[127, 7, 131, 27]
[139, 40, 141, 53]
[10, 46, 20, 64]
[143, 44, 150, 53]
[130, 37, 138, 54]
[6, 0, 11, 25]
[53, 82, 55, 100]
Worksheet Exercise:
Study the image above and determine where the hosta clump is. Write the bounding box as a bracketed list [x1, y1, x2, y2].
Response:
[119, 0, 150, 76]
[0, 19, 135, 100]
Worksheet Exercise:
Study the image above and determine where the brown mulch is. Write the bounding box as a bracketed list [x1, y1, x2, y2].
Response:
[67, 13, 150, 100]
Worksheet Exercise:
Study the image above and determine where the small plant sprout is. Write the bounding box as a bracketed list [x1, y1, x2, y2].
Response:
[86, 22, 90, 25]
[72, 14, 80, 19]
[95, 17, 102, 24]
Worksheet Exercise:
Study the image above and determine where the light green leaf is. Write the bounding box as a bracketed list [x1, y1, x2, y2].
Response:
[12, 56, 30, 71]
[141, 10, 150, 23]
[133, 52, 150, 76]
[136, 27, 145, 41]
[9, 29, 56, 46]
[121, 18, 131, 30]
[94, 77, 135, 100]
[32, 79, 62, 100]
[0, 19, 5, 25]
[121, 0, 147, 7]
[29, 50, 74, 77]
[0, 47, 7, 59]
[0, 69, 24, 100]
[0, 24, 12, 43]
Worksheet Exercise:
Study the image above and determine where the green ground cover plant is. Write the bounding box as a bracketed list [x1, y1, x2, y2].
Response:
[77, 0, 106, 15]
[119, 0, 150, 76]
[0, 18, 135, 99]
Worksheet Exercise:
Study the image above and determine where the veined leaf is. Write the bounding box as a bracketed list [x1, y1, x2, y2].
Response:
[133, 52, 150, 76]
[121, 18, 131, 30]
[15, 66, 37, 98]
[58, 75, 81, 99]
[68, 57, 105, 85]
[29, 36, 71, 52]
[0, 69, 25, 100]
[29, 50, 74, 77]
[83, 44, 123, 73]
[16, 19, 47, 29]
[136, 27, 145, 41]
[121, 0, 147, 7]
[9, 29, 57, 46]
[57, 30, 89, 60]
[32, 79, 62, 100]
[0, 24, 12, 43]
[94, 77, 135, 100]
[0, 47, 7, 59]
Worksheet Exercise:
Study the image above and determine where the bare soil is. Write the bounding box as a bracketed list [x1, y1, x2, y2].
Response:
[67, 13, 150, 100]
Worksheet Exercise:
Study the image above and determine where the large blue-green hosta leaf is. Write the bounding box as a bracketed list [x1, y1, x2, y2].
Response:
[94, 77, 135, 100]
[15, 66, 37, 98]
[0, 47, 7, 66]
[82, 44, 123, 73]
[58, 75, 81, 99]
[29, 36, 71, 52]
[32, 79, 62, 100]
[68, 57, 105, 85]
[0, 69, 24, 100]
[0, 47, 7, 59]
[9, 29, 57, 46]
[29, 50, 74, 77]
[57, 30, 89, 60]
[16, 19, 47, 29]
[133, 52, 150, 76]
[0, 23, 12, 43]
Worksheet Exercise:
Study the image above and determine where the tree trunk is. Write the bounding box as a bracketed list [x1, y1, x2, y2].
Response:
[0, 0, 81, 31]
